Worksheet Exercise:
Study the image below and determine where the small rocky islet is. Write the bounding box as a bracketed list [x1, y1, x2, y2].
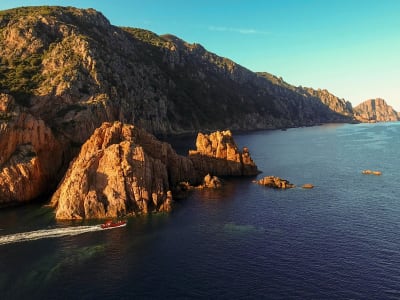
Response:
[255, 176, 314, 189]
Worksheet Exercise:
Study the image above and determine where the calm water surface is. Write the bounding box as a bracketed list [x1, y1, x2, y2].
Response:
[1, 123, 400, 299]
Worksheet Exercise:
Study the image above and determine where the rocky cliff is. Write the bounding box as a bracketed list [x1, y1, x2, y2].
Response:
[257, 73, 355, 121]
[0, 94, 66, 205]
[353, 99, 400, 122]
[299, 87, 354, 118]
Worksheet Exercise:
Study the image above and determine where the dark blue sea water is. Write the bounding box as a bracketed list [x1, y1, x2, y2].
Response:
[1, 123, 400, 299]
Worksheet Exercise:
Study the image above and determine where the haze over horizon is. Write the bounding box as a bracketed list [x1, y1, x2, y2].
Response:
[1, 0, 399, 110]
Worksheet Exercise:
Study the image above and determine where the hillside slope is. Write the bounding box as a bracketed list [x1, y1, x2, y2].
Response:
[0, 6, 354, 139]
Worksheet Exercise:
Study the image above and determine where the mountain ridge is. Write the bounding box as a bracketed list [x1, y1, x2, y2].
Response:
[0, 6, 356, 138]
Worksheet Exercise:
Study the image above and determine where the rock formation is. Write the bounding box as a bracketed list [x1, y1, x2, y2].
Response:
[257, 176, 295, 189]
[188, 130, 259, 177]
[51, 122, 199, 219]
[354, 99, 400, 122]
[0, 94, 65, 205]
[51, 123, 259, 219]
[199, 174, 223, 189]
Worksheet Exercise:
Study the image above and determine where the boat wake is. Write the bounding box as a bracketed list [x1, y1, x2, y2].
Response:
[0, 225, 103, 246]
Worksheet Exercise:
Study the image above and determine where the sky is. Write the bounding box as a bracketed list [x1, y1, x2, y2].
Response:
[1, 0, 400, 109]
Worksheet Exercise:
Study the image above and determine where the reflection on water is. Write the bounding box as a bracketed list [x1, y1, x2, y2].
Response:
[20, 244, 106, 288]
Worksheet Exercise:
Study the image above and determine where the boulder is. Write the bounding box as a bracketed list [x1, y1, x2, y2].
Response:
[257, 176, 295, 189]
[199, 174, 222, 189]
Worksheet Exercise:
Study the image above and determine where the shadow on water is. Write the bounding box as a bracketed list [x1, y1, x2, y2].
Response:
[1, 242, 106, 299]
[223, 222, 265, 235]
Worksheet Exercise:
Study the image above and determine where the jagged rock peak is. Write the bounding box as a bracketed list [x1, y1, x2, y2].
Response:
[354, 98, 400, 122]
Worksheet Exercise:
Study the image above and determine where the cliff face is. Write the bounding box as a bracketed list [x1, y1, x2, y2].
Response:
[256, 73, 354, 123]
[0, 94, 65, 205]
[353, 99, 400, 122]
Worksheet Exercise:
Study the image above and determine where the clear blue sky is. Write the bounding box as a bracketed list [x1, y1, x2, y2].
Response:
[1, 0, 400, 109]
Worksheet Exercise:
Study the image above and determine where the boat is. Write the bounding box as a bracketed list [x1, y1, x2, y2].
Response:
[100, 220, 127, 230]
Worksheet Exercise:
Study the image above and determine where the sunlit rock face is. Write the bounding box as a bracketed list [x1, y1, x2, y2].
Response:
[257, 176, 295, 189]
[354, 99, 400, 122]
[51, 122, 198, 219]
[51, 123, 261, 219]
[188, 130, 259, 177]
[0, 94, 64, 205]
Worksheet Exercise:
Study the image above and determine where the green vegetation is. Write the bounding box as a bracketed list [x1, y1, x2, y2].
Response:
[0, 6, 89, 19]
[121, 27, 170, 48]
[258, 72, 296, 91]
[0, 54, 44, 106]
[0, 6, 56, 19]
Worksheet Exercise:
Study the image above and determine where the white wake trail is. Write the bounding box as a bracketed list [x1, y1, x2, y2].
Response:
[0, 225, 103, 246]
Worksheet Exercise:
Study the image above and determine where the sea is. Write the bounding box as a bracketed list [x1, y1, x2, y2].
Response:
[1, 122, 400, 299]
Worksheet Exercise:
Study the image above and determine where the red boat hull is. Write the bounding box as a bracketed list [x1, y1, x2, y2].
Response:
[100, 220, 127, 230]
